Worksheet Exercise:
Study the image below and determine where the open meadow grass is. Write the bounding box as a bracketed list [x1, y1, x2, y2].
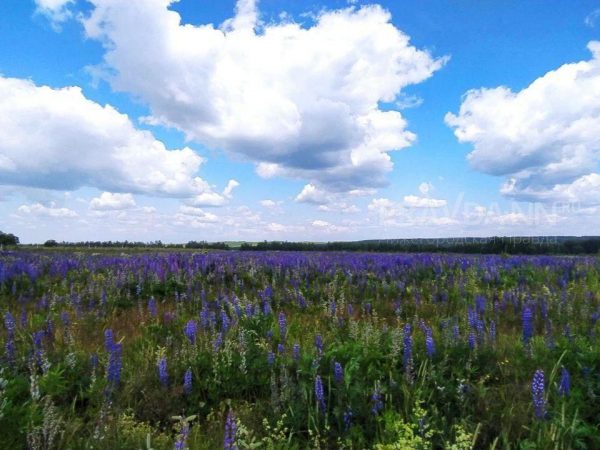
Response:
[1, 250, 599, 449]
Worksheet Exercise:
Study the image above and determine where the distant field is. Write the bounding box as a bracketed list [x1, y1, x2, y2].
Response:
[1, 250, 599, 449]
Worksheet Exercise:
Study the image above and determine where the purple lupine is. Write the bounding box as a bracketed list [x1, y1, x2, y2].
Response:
[184, 319, 198, 344]
[278, 312, 287, 340]
[157, 356, 168, 387]
[33, 329, 45, 368]
[558, 367, 570, 397]
[532, 369, 546, 419]
[5, 338, 15, 365]
[343, 408, 353, 430]
[174, 423, 190, 450]
[425, 328, 435, 358]
[267, 351, 275, 366]
[90, 353, 99, 371]
[183, 368, 193, 395]
[104, 329, 115, 352]
[402, 323, 413, 373]
[522, 304, 534, 345]
[213, 332, 223, 352]
[489, 320, 497, 343]
[292, 343, 300, 361]
[224, 410, 237, 450]
[468, 332, 476, 350]
[221, 310, 230, 333]
[315, 334, 323, 356]
[107, 342, 122, 386]
[148, 297, 158, 318]
[371, 384, 383, 415]
[4, 311, 16, 336]
[334, 361, 344, 385]
[277, 343, 285, 354]
[315, 375, 326, 412]
[475, 295, 486, 314]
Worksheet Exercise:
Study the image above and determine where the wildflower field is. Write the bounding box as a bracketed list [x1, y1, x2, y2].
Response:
[1, 250, 600, 449]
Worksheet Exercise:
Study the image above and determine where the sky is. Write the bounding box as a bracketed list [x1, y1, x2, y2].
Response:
[0, 0, 599, 243]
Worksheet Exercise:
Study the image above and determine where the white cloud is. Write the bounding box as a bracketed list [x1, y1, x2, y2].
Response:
[446, 42, 600, 204]
[222, 179, 240, 198]
[585, 9, 600, 27]
[178, 206, 219, 222]
[18, 202, 78, 218]
[403, 194, 446, 208]
[367, 198, 405, 224]
[295, 184, 330, 204]
[318, 202, 360, 213]
[90, 192, 136, 210]
[83, 0, 446, 192]
[35, 0, 73, 25]
[0, 76, 221, 200]
[260, 199, 278, 208]
[311, 219, 348, 232]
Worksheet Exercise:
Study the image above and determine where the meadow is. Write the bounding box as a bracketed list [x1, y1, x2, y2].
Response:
[0, 250, 599, 449]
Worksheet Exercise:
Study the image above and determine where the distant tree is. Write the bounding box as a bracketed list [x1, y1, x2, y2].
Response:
[44, 239, 59, 247]
[0, 231, 19, 246]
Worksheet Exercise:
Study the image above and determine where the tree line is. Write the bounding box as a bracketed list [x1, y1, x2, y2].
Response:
[239, 237, 600, 255]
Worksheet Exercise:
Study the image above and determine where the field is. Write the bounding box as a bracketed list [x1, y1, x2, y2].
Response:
[1, 250, 599, 449]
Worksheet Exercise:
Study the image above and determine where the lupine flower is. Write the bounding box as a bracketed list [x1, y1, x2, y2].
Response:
[174, 423, 190, 450]
[104, 329, 114, 352]
[4, 311, 16, 336]
[343, 408, 353, 430]
[148, 297, 158, 318]
[468, 332, 476, 350]
[157, 356, 168, 387]
[267, 351, 275, 366]
[183, 368, 192, 395]
[107, 342, 122, 386]
[522, 304, 534, 345]
[425, 328, 435, 358]
[278, 312, 287, 339]
[221, 310, 230, 333]
[489, 320, 497, 343]
[315, 375, 326, 412]
[224, 410, 237, 450]
[371, 384, 383, 415]
[532, 369, 546, 419]
[213, 332, 223, 352]
[315, 334, 323, 356]
[184, 319, 197, 344]
[334, 361, 344, 384]
[403, 324, 413, 373]
[558, 367, 570, 397]
[292, 343, 300, 361]
[277, 343, 285, 354]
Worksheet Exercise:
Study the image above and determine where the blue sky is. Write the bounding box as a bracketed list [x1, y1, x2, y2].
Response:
[0, 0, 599, 243]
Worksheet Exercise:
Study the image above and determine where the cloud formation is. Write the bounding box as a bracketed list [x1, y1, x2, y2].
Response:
[90, 192, 136, 210]
[0, 76, 221, 199]
[17, 202, 78, 218]
[83, 0, 446, 192]
[446, 42, 600, 204]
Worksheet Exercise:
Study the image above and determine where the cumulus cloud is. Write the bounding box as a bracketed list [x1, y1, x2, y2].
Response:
[446, 42, 600, 204]
[318, 202, 360, 213]
[34, 0, 74, 25]
[403, 195, 446, 208]
[82, 0, 446, 192]
[585, 9, 600, 27]
[177, 206, 219, 222]
[90, 192, 136, 210]
[222, 179, 240, 199]
[0, 76, 222, 200]
[17, 202, 78, 218]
